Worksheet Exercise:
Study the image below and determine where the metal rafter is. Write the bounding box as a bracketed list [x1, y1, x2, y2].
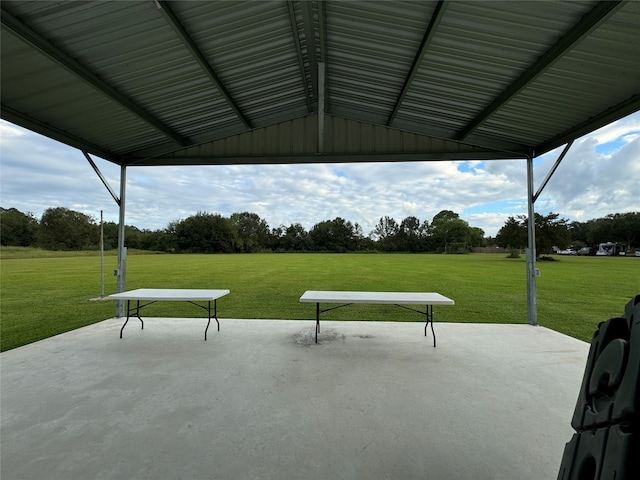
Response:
[287, 1, 312, 113]
[317, 1, 327, 116]
[536, 93, 640, 156]
[455, 1, 624, 142]
[300, 1, 319, 110]
[1, 104, 118, 161]
[155, 0, 252, 130]
[387, 0, 448, 127]
[0, 7, 190, 147]
[317, 0, 327, 65]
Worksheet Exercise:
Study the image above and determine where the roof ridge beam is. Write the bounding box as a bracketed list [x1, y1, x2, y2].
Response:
[455, 1, 624, 141]
[300, 1, 319, 111]
[0, 7, 190, 148]
[317, 1, 328, 116]
[387, 0, 448, 126]
[154, 1, 252, 130]
[317, 0, 327, 65]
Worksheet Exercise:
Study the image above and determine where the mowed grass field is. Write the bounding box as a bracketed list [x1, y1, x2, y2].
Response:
[1, 248, 638, 351]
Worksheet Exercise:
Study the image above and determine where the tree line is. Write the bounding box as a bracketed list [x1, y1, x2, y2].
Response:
[2, 206, 637, 254]
[494, 211, 640, 255]
[1, 207, 485, 253]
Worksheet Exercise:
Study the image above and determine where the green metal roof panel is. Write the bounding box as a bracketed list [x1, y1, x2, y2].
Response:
[1, 1, 639, 164]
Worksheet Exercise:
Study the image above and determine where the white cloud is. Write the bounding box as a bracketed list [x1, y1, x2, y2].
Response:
[2, 112, 639, 238]
[534, 134, 640, 221]
[0, 121, 28, 140]
[586, 114, 640, 145]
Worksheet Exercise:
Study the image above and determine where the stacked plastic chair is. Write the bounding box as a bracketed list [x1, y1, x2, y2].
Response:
[558, 294, 639, 479]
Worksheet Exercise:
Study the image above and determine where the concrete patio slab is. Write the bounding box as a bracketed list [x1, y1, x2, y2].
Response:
[1, 318, 589, 480]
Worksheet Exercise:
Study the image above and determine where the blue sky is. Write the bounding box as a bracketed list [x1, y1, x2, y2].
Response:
[1, 112, 639, 238]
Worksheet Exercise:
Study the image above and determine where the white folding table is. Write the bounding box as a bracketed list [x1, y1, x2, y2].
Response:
[109, 288, 230, 340]
[299, 290, 454, 346]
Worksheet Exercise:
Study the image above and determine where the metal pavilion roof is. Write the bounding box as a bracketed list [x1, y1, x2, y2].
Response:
[1, 0, 639, 167]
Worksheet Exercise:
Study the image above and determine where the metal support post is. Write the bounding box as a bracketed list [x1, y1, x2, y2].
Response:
[526, 155, 538, 326]
[115, 164, 127, 317]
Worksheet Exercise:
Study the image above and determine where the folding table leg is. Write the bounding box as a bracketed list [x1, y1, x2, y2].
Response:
[119, 300, 143, 338]
[315, 303, 320, 343]
[424, 304, 436, 347]
[119, 300, 131, 338]
[204, 299, 221, 341]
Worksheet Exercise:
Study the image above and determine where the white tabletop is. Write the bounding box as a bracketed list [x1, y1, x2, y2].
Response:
[299, 290, 454, 305]
[109, 288, 230, 302]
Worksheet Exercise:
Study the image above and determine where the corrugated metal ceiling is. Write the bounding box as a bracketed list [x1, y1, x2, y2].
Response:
[1, 0, 639, 166]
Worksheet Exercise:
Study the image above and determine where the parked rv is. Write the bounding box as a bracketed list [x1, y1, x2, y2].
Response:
[596, 242, 622, 256]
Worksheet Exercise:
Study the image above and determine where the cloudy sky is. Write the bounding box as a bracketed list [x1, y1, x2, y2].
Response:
[1, 112, 639, 238]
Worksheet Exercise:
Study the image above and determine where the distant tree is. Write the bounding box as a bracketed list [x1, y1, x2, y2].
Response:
[534, 212, 571, 255]
[609, 212, 640, 248]
[568, 220, 589, 248]
[0, 208, 38, 246]
[38, 207, 98, 250]
[230, 212, 270, 252]
[397, 216, 425, 252]
[268, 225, 285, 251]
[99, 222, 158, 250]
[101, 221, 119, 250]
[496, 212, 571, 256]
[372, 216, 399, 251]
[496, 216, 526, 249]
[309, 217, 357, 252]
[175, 212, 235, 253]
[584, 217, 611, 244]
[148, 221, 179, 252]
[429, 210, 470, 253]
[281, 223, 310, 252]
[352, 222, 366, 251]
[576, 211, 640, 249]
[467, 226, 487, 248]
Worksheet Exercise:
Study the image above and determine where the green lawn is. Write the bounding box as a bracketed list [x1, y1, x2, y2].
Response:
[1, 249, 638, 351]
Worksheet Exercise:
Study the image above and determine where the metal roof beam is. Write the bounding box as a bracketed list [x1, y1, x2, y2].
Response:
[0, 7, 190, 148]
[287, 1, 312, 113]
[83, 151, 121, 206]
[154, 1, 252, 130]
[535, 93, 640, 156]
[300, 1, 319, 110]
[387, 0, 448, 126]
[317, 1, 328, 116]
[1, 104, 118, 162]
[122, 150, 522, 167]
[455, 1, 624, 141]
[533, 140, 573, 203]
[317, 0, 327, 65]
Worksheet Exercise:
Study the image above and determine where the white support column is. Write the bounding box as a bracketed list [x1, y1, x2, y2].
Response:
[526, 155, 538, 326]
[115, 164, 127, 317]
